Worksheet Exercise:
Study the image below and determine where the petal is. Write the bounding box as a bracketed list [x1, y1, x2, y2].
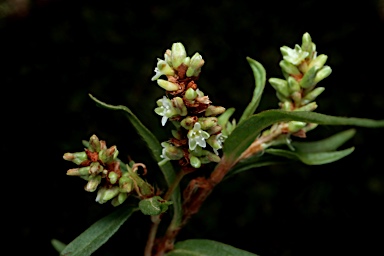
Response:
[161, 116, 168, 126]
[189, 138, 197, 150]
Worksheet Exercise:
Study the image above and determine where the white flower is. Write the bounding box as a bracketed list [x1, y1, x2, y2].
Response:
[154, 96, 177, 126]
[187, 122, 210, 151]
[280, 44, 309, 65]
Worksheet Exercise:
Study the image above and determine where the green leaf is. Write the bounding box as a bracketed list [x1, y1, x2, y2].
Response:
[165, 239, 259, 256]
[60, 204, 136, 256]
[264, 147, 355, 165]
[223, 109, 384, 163]
[88, 94, 182, 227]
[238, 57, 266, 124]
[51, 239, 66, 254]
[225, 155, 289, 179]
[292, 128, 356, 153]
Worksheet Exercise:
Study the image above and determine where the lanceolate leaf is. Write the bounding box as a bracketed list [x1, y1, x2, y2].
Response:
[238, 57, 266, 124]
[292, 128, 356, 153]
[265, 147, 355, 165]
[223, 109, 384, 163]
[60, 204, 137, 256]
[165, 239, 259, 256]
[225, 154, 289, 179]
[88, 94, 182, 226]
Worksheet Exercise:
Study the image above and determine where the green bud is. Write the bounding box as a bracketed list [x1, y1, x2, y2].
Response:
[183, 57, 190, 66]
[288, 121, 307, 133]
[63, 152, 88, 165]
[279, 60, 301, 76]
[180, 116, 196, 130]
[186, 52, 204, 77]
[111, 192, 128, 207]
[189, 155, 201, 168]
[198, 117, 218, 130]
[163, 144, 184, 160]
[206, 125, 222, 135]
[301, 32, 312, 53]
[302, 87, 325, 105]
[204, 151, 221, 163]
[66, 166, 90, 176]
[280, 101, 292, 111]
[157, 59, 175, 76]
[205, 105, 226, 117]
[108, 172, 119, 184]
[291, 91, 302, 106]
[88, 135, 101, 152]
[269, 78, 290, 97]
[287, 76, 301, 93]
[119, 175, 134, 193]
[173, 97, 187, 116]
[99, 146, 118, 164]
[164, 49, 172, 66]
[89, 161, 104, 175]
[95, 186, 119, 204]
[185, 88, 198, 100]
[308, 54, 328, 70]
[157, 79, 179, 91]
[84, 175, 102, 192]
[314, 66, 332, 84]
[299, 66, 317, 89]
[295, 102, 318, 112]
[171, 43, 187, 69]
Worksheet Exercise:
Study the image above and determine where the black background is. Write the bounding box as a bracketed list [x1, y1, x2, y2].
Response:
[2, 0, 384, 255]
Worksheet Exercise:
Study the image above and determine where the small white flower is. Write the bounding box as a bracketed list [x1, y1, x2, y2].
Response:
[281, 44, 309, 65]
[154, 96, 177, 126]
[187, 122, 210, 151]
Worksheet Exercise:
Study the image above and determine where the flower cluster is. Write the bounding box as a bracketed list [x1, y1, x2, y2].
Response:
[152, 43, 228, 169]
[268, 32, 332, 137]
[63, 134, 156, 207]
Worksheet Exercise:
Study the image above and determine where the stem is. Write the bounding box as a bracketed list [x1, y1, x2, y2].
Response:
[164, 169, 186, 201]
[145, 169, 186, 256]
[144, 215, 161, 256]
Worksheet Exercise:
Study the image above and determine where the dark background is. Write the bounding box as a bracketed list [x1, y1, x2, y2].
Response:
[2, 0, 384, 255]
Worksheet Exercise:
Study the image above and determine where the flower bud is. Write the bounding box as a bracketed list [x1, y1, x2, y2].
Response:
[161, 142, 184, 160]
[89, 134, 101, 152]
[301, 32, 313, 53]
[185, 88, 198, 100]
[299, 66, 317, 89]
[186, 52, 204, 77]
[308, 54, 327, 70]
[287, 76, 301, 93]
[189, 155, 201, 168]
[108, 171, 119, 184]
[269, 78, 290, 97]
[84, 175, 102, 192]
[314, 66, 332, 84]
[157, 79, 179, 91]
[198, 117, 218, 130]
[63, 152, 88, 165]
[279, 60, 301, 76]
[119, 175, 134, 193]
[89, 161, 104, 175]
[111, 192, 128, 207]
[205, 105, 226, 117]
[171, 43, 187, 69]
[67, 166, 90, 176]
[280, 101, 293, 111]
[173, 97, 187, 116]
[95, 186, 119, 204]
[180, 116, 197, 130]
[301, 87, 325, 105]
[99, 146, 118, 164]
[288, 121, 307, 133]
[295, 102, 318, 112]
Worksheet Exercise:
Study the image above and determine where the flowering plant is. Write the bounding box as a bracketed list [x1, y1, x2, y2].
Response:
[53, 33, 384, 256]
